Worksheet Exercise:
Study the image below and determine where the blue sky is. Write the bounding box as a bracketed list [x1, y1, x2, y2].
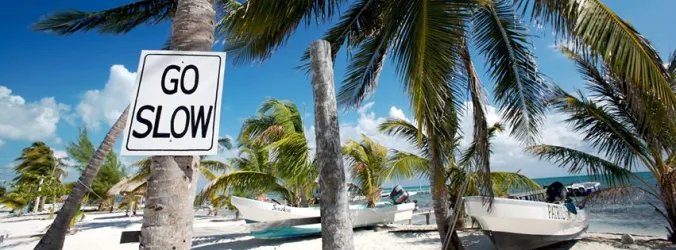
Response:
[1, 1, 675, 188]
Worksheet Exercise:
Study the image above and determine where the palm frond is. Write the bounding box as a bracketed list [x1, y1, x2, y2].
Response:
[199, 167, 218, 182]
[336, 25, 393, 109]
[489, 171, 542, 196]
[548, 88, 650, 169]
[526, 145, 632, 186]
[378, 118, 428, 156]
[473, 0, 550, 144]
[387, 150, 429, 180]
[387, 0, 466, 135]
[218, 0, 342, 65]
[578, 186, 653, 208]
[201, 160, 232, 173]
[197, 171, 294, 205]
[33, 0, 177, 35]
[218, 137, 233, 150]
[519, 0, 674, 107]
[297, 0, 386, 73]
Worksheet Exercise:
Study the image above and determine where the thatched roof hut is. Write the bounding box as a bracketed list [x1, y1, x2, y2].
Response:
[107, 176, 146, 196]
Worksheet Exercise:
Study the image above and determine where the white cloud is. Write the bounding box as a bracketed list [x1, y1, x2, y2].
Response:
[388, 106, 410, 123]
[305, 102, 422, 158]
[77, 65, 137, 130]
[0, 86, 70, 142]
[0, 139, 4, 148]
[304, 102, 587, 180]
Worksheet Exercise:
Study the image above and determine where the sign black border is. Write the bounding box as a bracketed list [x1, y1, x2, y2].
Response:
[125, 53, 222, 152]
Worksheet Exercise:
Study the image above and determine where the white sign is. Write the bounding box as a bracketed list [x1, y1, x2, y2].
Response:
[120, 50, 226, 156]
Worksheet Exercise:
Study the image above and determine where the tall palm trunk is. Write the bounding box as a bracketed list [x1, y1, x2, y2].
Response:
[139, 0, 215, 249]
[428, 134, 463, 250]
[660, 177, 676, 243]
[310, 40, 355, 250]
[35, 106, 130, 250]
[34, 179, 44, 213]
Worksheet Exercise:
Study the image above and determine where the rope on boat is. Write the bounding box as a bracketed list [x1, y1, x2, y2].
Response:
[441, 173, 471, 250]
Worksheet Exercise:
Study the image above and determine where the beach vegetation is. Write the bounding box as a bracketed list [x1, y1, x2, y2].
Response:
[27, 0, 671, 248]
[11, 142, 68, 213]
[0, 191, 29, 216]
[381, 119, 541, 227]
[342, 134, 422, 208]
[66, 127, 128, 211]
[527, 45, 676, 243]
[197, 99, 318, 208]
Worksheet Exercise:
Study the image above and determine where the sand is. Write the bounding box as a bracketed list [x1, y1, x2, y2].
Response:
[1, 210, 674, 250]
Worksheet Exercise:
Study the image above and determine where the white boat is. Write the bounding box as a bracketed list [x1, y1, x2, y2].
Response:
[565, 182, 601, 197]
[231, 196, 416, 239]
[463, 183, 588, 250]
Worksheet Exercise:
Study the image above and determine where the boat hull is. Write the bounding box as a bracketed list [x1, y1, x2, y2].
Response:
[463, 196, 588, 250]
[231, 196, 416, 239]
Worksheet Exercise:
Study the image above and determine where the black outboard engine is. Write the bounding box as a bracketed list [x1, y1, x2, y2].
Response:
[545, 181, 567, 203]
[389, 185, 410, 204]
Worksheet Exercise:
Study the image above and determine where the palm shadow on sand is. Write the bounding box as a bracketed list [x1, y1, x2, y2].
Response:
[191, 234, 317, 250]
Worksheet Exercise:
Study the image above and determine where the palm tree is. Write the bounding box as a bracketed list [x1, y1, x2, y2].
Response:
[342, 134, 420, 208]
[0, 191, 29, 216]
[35, 104, 130, 249]
[31, 0, 237, 246]
[219, 1, 676, 247]
[198, 99, 318, 208]
[527, 45, 676, 243]
[32, 0, 673, 248]
[13, 142, 67, 213]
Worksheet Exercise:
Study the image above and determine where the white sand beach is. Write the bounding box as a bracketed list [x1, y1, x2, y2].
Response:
[1, 210, 674, 250]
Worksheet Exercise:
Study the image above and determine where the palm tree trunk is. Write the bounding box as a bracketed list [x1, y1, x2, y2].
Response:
[428, 136, 463, 250]
[34, 179, 44, 213]
[141, 156, 199, 249]
[309, 40, 355, 250]
[139, 1, 215, 249]
[39, 194, 46, 212]
[35, 105, 130, 250]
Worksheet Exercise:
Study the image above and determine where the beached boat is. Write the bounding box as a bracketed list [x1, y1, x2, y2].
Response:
[463, 182, 588, 250]
[565, 182, 601, 197]
[231, 187, 417, 239]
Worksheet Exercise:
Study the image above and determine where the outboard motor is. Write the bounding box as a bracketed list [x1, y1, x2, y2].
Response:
[545, 181, 567, 203]
[389, 185, 410, 204]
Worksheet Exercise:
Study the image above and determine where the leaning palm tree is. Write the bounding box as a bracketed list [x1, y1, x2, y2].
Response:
[67, 127, 127, 211]
[31, 0, 239, 247]
[527, 45, 676, 243]
[342, 134, 421, 208]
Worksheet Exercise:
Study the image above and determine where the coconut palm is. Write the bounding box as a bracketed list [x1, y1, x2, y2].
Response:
[13, 142, 68, 213]
[198, 99, 318, 208]
[383, 120, 540, 223]
[33, 0, 673, 248]
[31, 0, 237, 246]
[221, 1, 676, 247]
[196, 143, 318, 207]
[526, 45, 676, 243]
[342, 134, 421, 208]
[0, 191, 29, 216]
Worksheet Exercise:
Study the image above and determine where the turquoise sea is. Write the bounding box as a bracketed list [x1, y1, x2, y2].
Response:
[398, 172, 669, 237]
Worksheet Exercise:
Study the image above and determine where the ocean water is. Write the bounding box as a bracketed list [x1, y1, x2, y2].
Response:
[398, 172, 669, 237]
